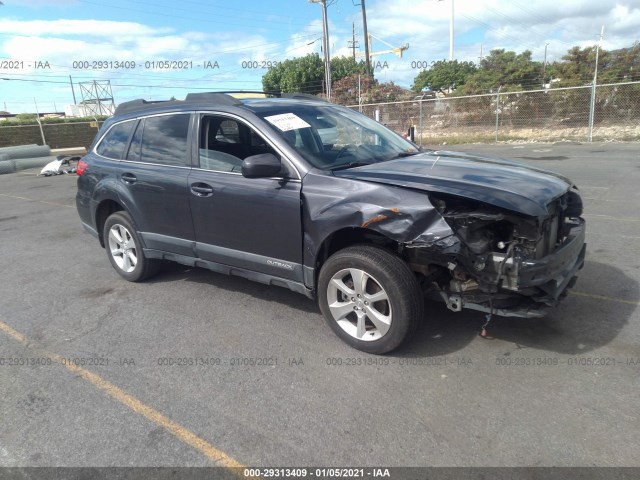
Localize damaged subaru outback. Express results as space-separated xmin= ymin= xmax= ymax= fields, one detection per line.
xmin=76 ymin=92 xmax=586 ymax=353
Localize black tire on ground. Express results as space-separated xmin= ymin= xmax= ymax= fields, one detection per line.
xmin=103 ymin=211 xmax=161 ymax=282
xmin=318 ymin=245 xmax=423 ymax=354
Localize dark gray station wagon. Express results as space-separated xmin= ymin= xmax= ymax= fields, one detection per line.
xmin=76 ymin=92 xmax=586 ymax=353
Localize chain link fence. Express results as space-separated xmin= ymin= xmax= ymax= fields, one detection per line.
xmin=349 ymin=81 xmax=640 ymax=144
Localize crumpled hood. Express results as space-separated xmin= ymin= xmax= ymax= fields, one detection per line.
xmin=333 ymin=150 xmax=574 ymax=217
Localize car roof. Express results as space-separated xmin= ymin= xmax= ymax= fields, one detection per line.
xmin=114 ymin=92 xmax=329 ymax=117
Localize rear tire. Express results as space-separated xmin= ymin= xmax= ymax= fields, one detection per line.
xmin=318 ymin=245 xmax=423 ymax=354
xmin=103 ymin=211 xmax=160 ymax=282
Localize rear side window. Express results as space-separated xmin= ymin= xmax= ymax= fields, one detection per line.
xmin=96 ymin=120 xmax=135 ymax=159
xmin=138 ymin=114 xmax=190 ymax=166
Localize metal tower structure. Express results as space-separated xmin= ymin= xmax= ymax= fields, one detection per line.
xmin=78 ymin=80 xmax=115 ymax=116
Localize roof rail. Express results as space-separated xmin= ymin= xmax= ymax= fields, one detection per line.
xmin=281 ymin=93 xmax=329 ymax=102
xmin=115 ymin=99 xmax=175 ymax=115
xmin=203 ymin=91 xmax=328 ymax=102
xmin=184 ymin=92 xmax=241 ymax=105
xmin=114 ymin=91 xmax=328 ymax=116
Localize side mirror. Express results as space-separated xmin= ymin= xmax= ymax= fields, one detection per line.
xmin=241 ymin=153 xmax=282 ymax=178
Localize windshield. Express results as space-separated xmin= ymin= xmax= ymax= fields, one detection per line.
xmin=252 ymin=103 xmax=419 ymax=170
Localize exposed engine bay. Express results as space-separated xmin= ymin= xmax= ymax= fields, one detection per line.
xmin=405 ymin=189 xmax=586 ymax=318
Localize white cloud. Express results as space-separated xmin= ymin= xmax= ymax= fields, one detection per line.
xmin=0 ymin=19 xmax=169 ymax=37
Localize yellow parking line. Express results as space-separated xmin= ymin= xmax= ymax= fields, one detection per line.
xmin=0 ymin=192 xmax=74 ymax=209
xmin=571 ymin=291 xmax=639 ymax=306
xmin=0 ymin=319 xmax=245 ymax=470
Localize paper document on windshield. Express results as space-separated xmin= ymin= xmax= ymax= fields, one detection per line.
xmin=264 ymin=113 xmax=310 ymax=132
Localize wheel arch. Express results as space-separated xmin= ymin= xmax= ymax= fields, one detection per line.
xmin=312 ymin=227 xmax=401 ymax=285
xmin=95 ymin=199 xmax=125 ymax=247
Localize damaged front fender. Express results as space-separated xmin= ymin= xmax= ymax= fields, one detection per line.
xmin=301 ymin=172 xmax=458 ymax=282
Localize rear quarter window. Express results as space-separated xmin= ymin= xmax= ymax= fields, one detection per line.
xmin=96 ymin=120 xmax=135 ymax=159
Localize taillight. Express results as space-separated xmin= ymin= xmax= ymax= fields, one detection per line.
xmin=77 ymin=160 xmax=88 ymax=176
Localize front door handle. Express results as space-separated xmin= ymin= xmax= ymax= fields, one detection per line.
xmin=191 ymin=182 xmax=214 ymax=197
xmin=121 ymin=173 xmax=137 ymax=184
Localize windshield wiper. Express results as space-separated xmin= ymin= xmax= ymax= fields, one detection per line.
xmin=330 ymin=161 xmax=373 ymax=171
xmin=390 ymin=151 xmax=420 ymax=159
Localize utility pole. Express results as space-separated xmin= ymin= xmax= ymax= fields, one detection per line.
xmin=348 ymin=22 xmax=359 ymax=60
xmin=588 ymin=25 xmax=604 ymax=142
xmin=33 ymin=98 xmax=46 ymax=145
xmin=358 ymin=74 xmax=362 ymax=112
xmin=310 ymin=0 xmax=331 ymax=99
xmin=69 ymin=75 xmax=77 ymax=104
xmin=479 ymin=43 xmax=483 ymax=65
xmin=360 ymin=0 xmax=371 ymax=77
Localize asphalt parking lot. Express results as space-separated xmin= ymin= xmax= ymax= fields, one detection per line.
xmin=0 ymin=142 xmax=638 ymax=470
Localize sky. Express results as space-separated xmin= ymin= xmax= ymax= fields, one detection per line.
xmin=0 ymin=0 xmax=639 ymax=113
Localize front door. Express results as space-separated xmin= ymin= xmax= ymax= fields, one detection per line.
xmin=187 ymin=114 xmax=303 ymax=282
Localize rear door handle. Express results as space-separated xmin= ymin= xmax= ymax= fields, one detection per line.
xmin=190 ymin=182 xmax=214 ymax=197
xmin=121 ymin=173 xmax=137 ymax=184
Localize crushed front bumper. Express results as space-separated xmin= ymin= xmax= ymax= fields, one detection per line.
xmin=518 ymin=218 xmax=586 ymax=303
xmin=432 ymin=218 xmax=586 ymax=318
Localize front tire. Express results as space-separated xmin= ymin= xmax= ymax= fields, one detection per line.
xmin=318 ymin=245 xmax=423 ymax=354
xmin=103 ymin=211 xmax=160 ymax=282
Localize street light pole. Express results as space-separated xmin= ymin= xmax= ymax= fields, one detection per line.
xmin=437 ymin=0 xmax=454 ymax=60
xmin=588 ymin=25 xmax=604 ymax=142
xmin=542 ymin=43 xmax=549 ymax=87
xmin=449 ymin=0 xmax=454 ymax=61
xmin=310 ymin=0 xmax=331 ymax=100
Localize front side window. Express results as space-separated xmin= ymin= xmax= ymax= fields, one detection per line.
xmin=137 ymin=114 xmax=190 ymax=166
xmin=198 ymin=115 xmax=293 ymax=176
xmin=96 ymin=120 xmax=135 ymax=159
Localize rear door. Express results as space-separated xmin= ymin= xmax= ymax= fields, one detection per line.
xmin=117 ymin=112 xmax=195 ymax=256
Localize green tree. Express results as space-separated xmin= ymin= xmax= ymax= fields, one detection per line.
xmin=548 ymin=43 xmax=640 ymax=122
xmin=462 ymin=49 xmax=542 ymax=93
xmin=547 ymin=44 xmax=640 ymax=86
xmin=262 ymin=53 xmax=325 ymax=94
xmin=549 ymin=46 xmax=606 ymax=86
xmin=610 ymin=42 xmax=640 ymax=81
xmin=412 ymin=60 xmax=476 ymax=92
xmin=330 ymin=56 xmax=370 ymax=83
xmin=261 ymin=54 xmax=370 ymax=95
